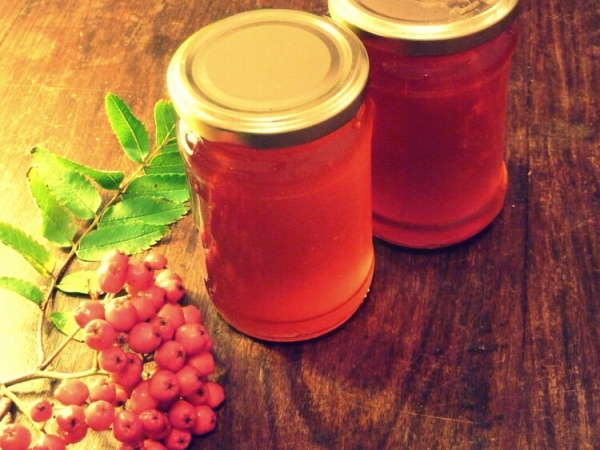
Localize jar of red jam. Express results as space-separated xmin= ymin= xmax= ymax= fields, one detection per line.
xmin=167 ymin=9 xmax=374 ymax=341
xmin=329 ymin=0 xmax=520 ymax=248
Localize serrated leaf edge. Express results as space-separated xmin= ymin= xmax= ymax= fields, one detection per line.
xmin=31 ymin=146 xmax=125 ymax=191
xmin=105 ymin=93 xmax=151 ymax=164
xmin=0 ymin=276 xmax=45 ymax=305
xmin=28 ymin=167 xmax=77 ymax=248
xmin=0 ymin=221 xmax=55 ymax=278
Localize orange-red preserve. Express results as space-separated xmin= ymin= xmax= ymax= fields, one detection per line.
xmin=167 ymin=10 xmax=374 ymax=341
xmin=330 ymin=0 xmax=520 ymax=248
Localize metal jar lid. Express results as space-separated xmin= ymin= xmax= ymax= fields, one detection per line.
xmin=328 ymin=0 xmax=520 ymax=55
xmin=167 ymin=9 xmax=369 ymax=149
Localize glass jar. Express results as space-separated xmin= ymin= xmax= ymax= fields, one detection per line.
xmin=329 ymin=0 xmax=520 ymax=248
xmin=167 ymin=9 xmax=374 ymax=341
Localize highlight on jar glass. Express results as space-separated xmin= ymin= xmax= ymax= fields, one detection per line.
xmin=167 ymin=9 xmax=374 ymax=342
xmin=329 ymin=0 xmax=521 ymax=248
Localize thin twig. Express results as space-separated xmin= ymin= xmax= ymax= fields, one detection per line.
xmin=0 ymin=392 xmax=12 ymax=422
xmin=1 ymin=386 xmax=29 ymax=424
xmin=3 ymin=367 xmax=109 ymax=388
xmin=38 ymin=326 xmax=82 ymax=371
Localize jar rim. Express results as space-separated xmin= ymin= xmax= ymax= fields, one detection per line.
xmin=167 ymin=9 xmax=369 ymax=149
xmin=328 ymin=0 xmax=520 ymax=55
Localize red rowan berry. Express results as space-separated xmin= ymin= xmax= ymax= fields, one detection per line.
xmin=57 ymin=425 xmax=88 ymax=444
xmin=155 ymin=269 xmax=181 ymax=284
xmin=157 ymin=303 xmax=185 ymax=330
xmin=139 ymin=409 xmax=170 ymax=441
xmin=128 ymin=322 xmax=162 ymax=354
xmin=105 ymin=297 xmax=139 ymax=332
xmin=54 ymin=379 xmax=89 ymax=406
xmin=138 ymin=285 xmax=167 ymax=312
xmin=144 ymin=252 xmax=168 ymax=271
xmin=175 ymin=365 xmax=205 ymax=398
xmin=187 ymin=351 xmax=216 ymax=378
xmin=143 ymin=439 xmax=168 ymax=450
xmin=55 ymin=404 xmax=87 ymax=433
xmin=130 ymin=293 xmax=157 ymax=322
xmin=113 ymin=410 xmax=143 ymax=444
xmin=182 ymin=382 xmax=209 ymax=407
xmin=168 ymin=400 xmax=197 ymax=430
xmin=163 ymin=427 xmax=192 ymax=449
xmin=30 ymin=397 xmax=53 ymax=422
xmin=151 ymin=315 xmax=175 ymax=342
xmin=125 ymin=260 xmax=154 ymax=292
xmin=159 ymin=277 xmax=185 ymax=303
xmin=84 ymin=318 xmax=117 ymax=351
xmin=148 ymin=369 xmax=180 ymax=403
xmin=88 ymin=378 xmax=117 ymax=403
xmin=154 ymin=340 xmax=186 ymax=373
xmin=31 ymin=433 xmax=67 ymax=450
xmin=97 ymin=261 xmax=128 ymax=294
xmin=129 ymin=380 xmax=159 ymax=415
xmin=205 ymin=380 xmax=225 ymax=409
xmin=99 ymin=345 xmax=127 ymax=373
xmin=190 ymin=404 xmax=217 ymax=436
xmin=110 ymin=352 xmax=143 ymax=388
xmin=114 ymin=385 xmax=129 ymax=408
xmin=181 ymin=304 xmax=202 ymax=324
xmin=101 ymin=249 xmax=130 ymax=267
xmin=175 ymin=323 xmax=210 ymax=356
xmin=74 ymin=299 xmax=105 ymax=328
xmin=85 ymin=400 xmax=115 ymax=431
xmin=0 ymin=423 xmax=32 ymax=450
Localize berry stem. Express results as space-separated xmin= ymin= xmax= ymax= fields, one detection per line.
xmin=2 ymin=367 xmax=109 ymax=388
xmin=91 ymin=350 xmax=100 ymax=371
xmin=35 ymin=275 xmax=57 ymax=367
xmin=39 ymin=325 xmax=82 ymax=371
xmin=1 ymin=385 xmax=33 ymax=426
xmin=0 ymin=393 xmax=12 ymax=422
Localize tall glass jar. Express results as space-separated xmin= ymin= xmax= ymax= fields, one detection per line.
xmin=329 ymin=0 xmax=520 ymax=248
xmin=167 ymin=9 xmax=374 ymax=341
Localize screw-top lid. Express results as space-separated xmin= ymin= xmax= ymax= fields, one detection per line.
xmin=328 ymin=0 xmax=520 ymax=55
xmin=167 ymin=9 xmax=369 ymax=149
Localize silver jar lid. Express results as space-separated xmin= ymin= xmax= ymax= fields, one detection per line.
xmin=328 ymin=0 xmax=520 ymax=55
xmin=167 ymin=9 xmax=369 ymax=149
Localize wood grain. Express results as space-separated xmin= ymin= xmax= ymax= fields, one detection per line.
xmin=0 ymin=0 xmax=599 ymax=448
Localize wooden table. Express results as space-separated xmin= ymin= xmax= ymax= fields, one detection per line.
xmin=1 ymin=0 xmax=598 ymax=448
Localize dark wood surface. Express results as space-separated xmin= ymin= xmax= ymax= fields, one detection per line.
xmin=1 ymin=0 xmax=599 ymax=448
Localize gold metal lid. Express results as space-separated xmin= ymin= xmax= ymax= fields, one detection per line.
xmin=328 ymin=0 xmax=520 ymax=55
xmin=167 ymin=9 xmax=369 ymax=149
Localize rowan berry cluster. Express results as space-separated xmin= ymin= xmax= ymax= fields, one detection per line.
xmin=0 ymin=250 xmax=224 ymax=450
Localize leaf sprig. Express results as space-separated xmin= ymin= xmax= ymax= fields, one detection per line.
xmin=0 ymin=92 xmax=189 ymax=337
xmin=0 ymin=94 xmax=229 ymax=448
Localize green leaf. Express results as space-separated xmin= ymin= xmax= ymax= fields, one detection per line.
xmin=32 ymin=155 xmax=102 ymax=220
xmin=154 ymin=100 xmax=178 ymax=153
xmin=105 ymin=93 xmax=151 ymax=164
xmin=76 ymin=223 xmax=169 ymax=261
xmin=49 ymin=312 xmax=84 ymax=341
xmin=99 ymin=197 xmax=188 ymax=228
xmin=0 ymin=221 xmax=55 ymax=277
xmin=56 ymin=270 xmax=98 ymax=295
xmin=145 ymin=152 xmax=185 ymax=175
xmin=124 ymin=173 xmax=189 ymax=203
xmin=28 ymin=168 xmax=77 ymax=248
xmin=31 ymin=147 xmax=124 ymax=190
xmin=0 ymin=277 xmax=45 ymax=305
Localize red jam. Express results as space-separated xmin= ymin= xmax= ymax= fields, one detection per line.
xmin=168 ymin=9 xmax=373 ymax=341
xmin=366 ymin=25 xmax=519 ymax=247
xmin=178 ymin=100 xmax=375 ymax=341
